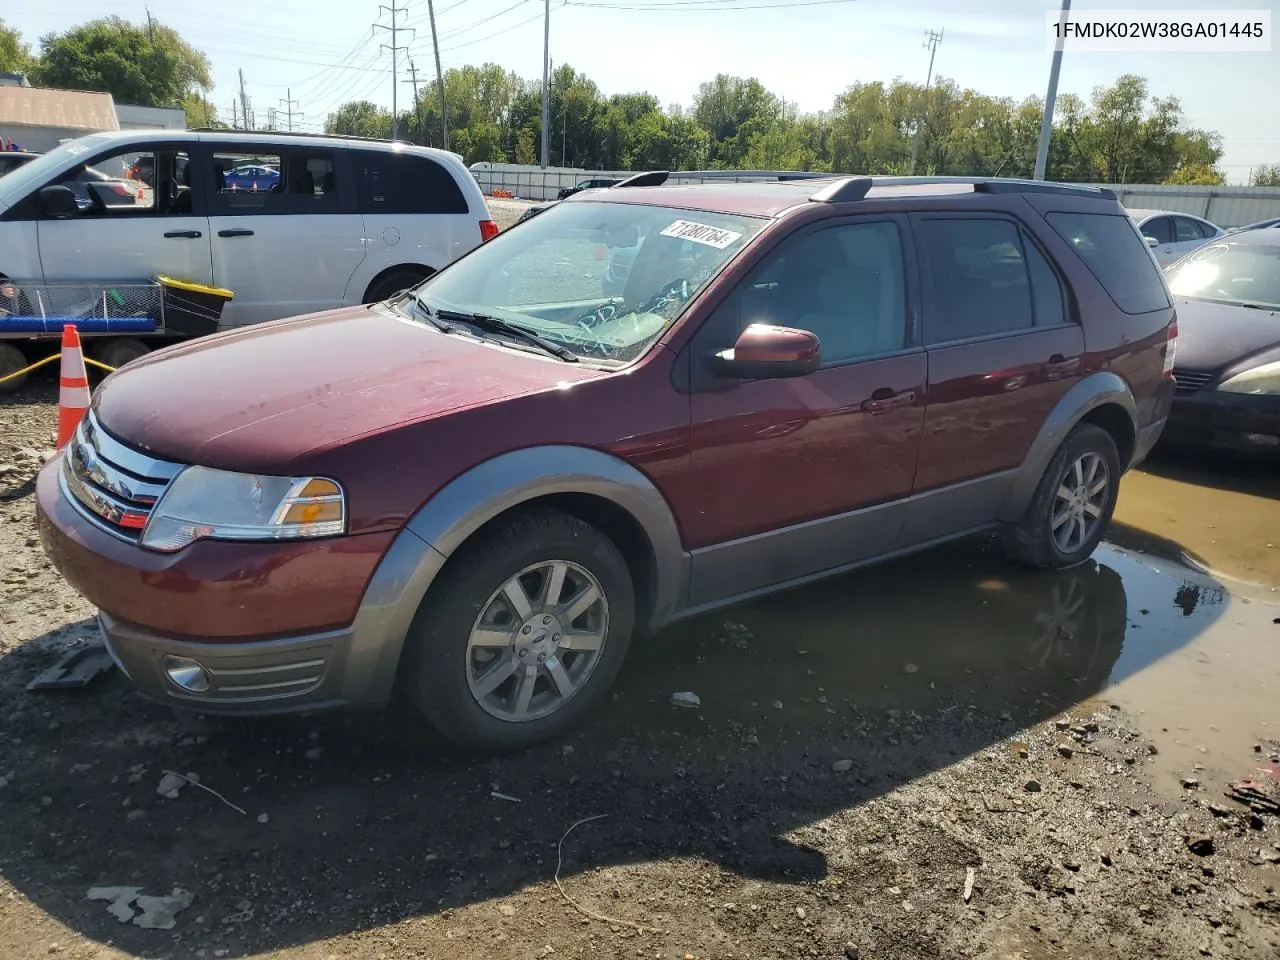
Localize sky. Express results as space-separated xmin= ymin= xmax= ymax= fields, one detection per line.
xmin=8 ymin=0 xmax=1280 ymax=183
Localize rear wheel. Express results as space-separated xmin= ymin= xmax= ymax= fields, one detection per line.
xmin=95 ymin=337 xmax=150 ymax=372
xmin=0 ymin=342 xmax=29 ymax=394
xmin=1005 ymin=423 xmax=1121 ymax=570
xmin=364 ymin=267 xmax=431 ymax=304
xmin=400 ymin=506 xmax=635 ymax=752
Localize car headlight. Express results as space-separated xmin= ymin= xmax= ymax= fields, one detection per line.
xmin=140 ymin=466 xmax=346 ymax=552
xmin=1217 ymin=360 xmax=1280 ymax=396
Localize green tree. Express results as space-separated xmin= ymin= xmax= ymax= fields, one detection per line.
xmin=514 ymin=127 xmax=536 ymax=164
xmin=181 ymin=93 xmax=224 ymax=128
xmin=1164 ymin=163 xmax=1224 ymax=185
xmin=0 ymin=17 xmax=36 ymax=75
xmin=1251 ymin=164 xmax=1280 ymax=186
xmin=33 ymin=16 xmax=210 ymax=107
xmin=325 ymin=100 xmax=391 ymax=138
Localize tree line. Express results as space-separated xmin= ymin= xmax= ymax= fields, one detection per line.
xmin=4 ymin=15 xmax=1279 ymax=186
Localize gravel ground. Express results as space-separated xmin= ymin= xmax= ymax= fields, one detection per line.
xmin=0 ymin=201 xmax=1277 ymax=958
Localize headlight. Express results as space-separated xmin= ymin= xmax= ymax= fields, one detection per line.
xmin=141 ymin=466 xmax=346 ymax=552
xmin=1217 ymin=360 xmax=1280 ymax=396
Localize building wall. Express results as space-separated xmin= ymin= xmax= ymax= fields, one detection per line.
xmin=115 ymin=103 xmax=187 ymax=131
xmin=0 ymin=86 xmax=118 ymax=153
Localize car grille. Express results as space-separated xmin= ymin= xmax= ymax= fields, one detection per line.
xmin=60 ymin=410 xmax=184 ymax=543
xmin=1173 ymin=369 xmax=1215 ymax=395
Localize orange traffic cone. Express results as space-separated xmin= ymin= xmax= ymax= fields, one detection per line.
xmin=56 ymin=324 xmax=91 ymax=450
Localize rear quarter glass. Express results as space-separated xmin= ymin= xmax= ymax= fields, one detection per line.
xmin=1043 ymin=211 xmax=1171 ymax=315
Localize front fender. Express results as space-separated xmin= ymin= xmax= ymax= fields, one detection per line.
xmin=999 ymin=372 xmax=1137 ymax=523
xmin=340 ymin=445 xmax=689 ymax=706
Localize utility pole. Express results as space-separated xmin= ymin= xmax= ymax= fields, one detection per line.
xmin=373 ymin=0 xmax=414 ymax=141
xmin=541 ymin=0 xmax=551 ymax=167
xmin=908 ymin=29 xmax=943 ymax=176
xmin=403 ymin=61 xmax=421 ymax=143
xmin=426 ymin=0 xmax=449 ymax=151
xmin=145 ymin=7 xmax=155 ymax=41
xmin=230 ymin=98 xmax=238 ymax=129
xmin=279 ymin=88 xmax=301 ymax=132
xmin=238 ymin=68 xmax=252 ymax=131
xmin=1034 ymin=0 xmax=1071 ymax=181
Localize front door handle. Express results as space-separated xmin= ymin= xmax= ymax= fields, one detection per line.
xmin=218 ymin=228 xmax=255 ymax=238
xmin=861 ymin=388 xmax=916 ymax=415
xmin=164 ymin=230 xmax=202 ymax=239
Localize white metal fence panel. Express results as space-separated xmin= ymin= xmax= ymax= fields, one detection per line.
xmin=468 ymin=163 xmax=1280 ymax=227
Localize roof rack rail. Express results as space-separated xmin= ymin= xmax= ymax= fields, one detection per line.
xmin=809 ymin=176 xmax=874 ymax=204
xmin=187 ymin=127 xmax=414 ymax=145
xmin=858 ymin=175 xmax=1116 ymax=200
xmin=612 ymin=170 xmax=669 ymax=188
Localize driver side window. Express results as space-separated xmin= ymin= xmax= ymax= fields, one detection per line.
xmin=47 ymin=149 xmax=192 ymax=218
xmin=716 ymin=221 xmax=909 ymax=366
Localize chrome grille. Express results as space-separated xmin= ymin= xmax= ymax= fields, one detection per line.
xmin=1173 ymin=369 xmax=1215 ymax=394
xmin=60 ymin=410 xmax=184 ymax=542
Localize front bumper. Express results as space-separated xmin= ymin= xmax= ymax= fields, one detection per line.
xmin=1162 ymin=389 xmax=1280 ymax=456
xmin=98 ymin=611 xmax=358 ymax=715
xmin=37 ymin=453 xmax=448 ymax=716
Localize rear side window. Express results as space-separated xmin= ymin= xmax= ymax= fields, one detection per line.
xmin=209 ymin=148 xmax=340 ymax=215
xmin=916 ymin=218 xmax=1036 ymax=343
xmin=1045 ymin=212 xmax=1171 ymax=315
xmin=358 ymin=151 xmax=469 ymax=215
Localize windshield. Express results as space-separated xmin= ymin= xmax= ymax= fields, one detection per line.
xmin=404 ymin=200 xmax=767 ymax=364
xmin=1166 ymin=240 xmax=1280 ymax=310
xmin=0 ymin=134 xmax=115 ymax=204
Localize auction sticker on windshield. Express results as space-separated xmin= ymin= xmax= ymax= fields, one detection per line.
xmin=660 ymin=219 xmax=743 ymax=249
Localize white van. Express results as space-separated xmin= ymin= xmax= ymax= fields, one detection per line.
xmin=0 ymin=129 xmax=497 ymax=376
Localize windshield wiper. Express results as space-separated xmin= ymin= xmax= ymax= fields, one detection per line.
xmin=435 ymin=308 xmax=580 ymax=362
xmin=399 ymin=293 xmax=457 ymax=334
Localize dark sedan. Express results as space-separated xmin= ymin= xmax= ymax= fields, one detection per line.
xmin=1162 ymin=228 xmax=1280 ymax=456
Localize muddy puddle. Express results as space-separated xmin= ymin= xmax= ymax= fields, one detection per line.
xmin=647 ymin=533 xmax=1280 ymax=805
xmin=1115 ymin=448 xmax=1280 ymax=590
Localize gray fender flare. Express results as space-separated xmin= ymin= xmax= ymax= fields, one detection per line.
xmin=340 ymin=445 xmax=688 ymax=706
xmin=998 ymin=372 xmax=1137 ymax=524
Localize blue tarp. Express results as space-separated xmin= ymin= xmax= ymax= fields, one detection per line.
xmin=0 ymin=316 xmax=157 ymax=334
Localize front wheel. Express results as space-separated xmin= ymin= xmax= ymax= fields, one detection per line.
xmin=400 ymin=507 xmax=636 ymax=752
xmin=1004 ymin=423 xmax=1122 ymax=570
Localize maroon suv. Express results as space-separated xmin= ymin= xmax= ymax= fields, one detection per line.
xmin=36 ymin=174 xmax=1176 ymax=751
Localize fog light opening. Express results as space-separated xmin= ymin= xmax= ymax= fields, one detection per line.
xmin=164 ymin=656 xmax=211 ymax=693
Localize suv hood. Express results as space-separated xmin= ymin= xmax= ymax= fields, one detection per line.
xmin=93 ymin=305 xmax=607 ymax=471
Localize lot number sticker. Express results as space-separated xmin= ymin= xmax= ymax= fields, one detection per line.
xmin=660 ymin=219 xmax=743 ymax=249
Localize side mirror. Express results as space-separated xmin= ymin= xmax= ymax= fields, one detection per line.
xmin=38 ymin=185 xmax=79 ymax=219
xmin=1145 ymin=236 xmax=1159 ymax=248
xmin=711 ymin=323 xmax=821 ymax=380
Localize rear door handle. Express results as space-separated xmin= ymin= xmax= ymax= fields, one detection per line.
xmin=861 ymin=388 xmax=916 ymax=415
xmin=164 ymin=230 xmax=202 ymax=239
xmin=1042 ymin=354 xmax=1081 ymax=378
xmin=217 ymin=228 xmax=254 ymax=238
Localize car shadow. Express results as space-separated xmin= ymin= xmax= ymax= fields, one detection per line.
xmin=0 ymin=536 xmax=1228 ymax=956
xmin=1139 ymin=445 xmax=1279 ymax=500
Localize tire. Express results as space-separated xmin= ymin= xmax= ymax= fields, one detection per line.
xmin=364 ymin=267 xmax=431 ymax=304
xmin=0 ymin=342 xmax=29 ymax=395
xmin=400 ymin=506 xmax=636 ymax=753
xmin=96 ymin=338 xmax=150 ymax=372
xmin=1004 ymin=423 xmax=1122 ymax=570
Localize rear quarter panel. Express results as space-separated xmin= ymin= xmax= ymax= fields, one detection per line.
xmin=1022 ymin=193 xmax=1175 ymax=432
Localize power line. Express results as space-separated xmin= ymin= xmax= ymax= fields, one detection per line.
xmin=438 ymin=9 xmax=548 ymax=53
xmin=373 ymin=0 xmax=415 ymax=140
